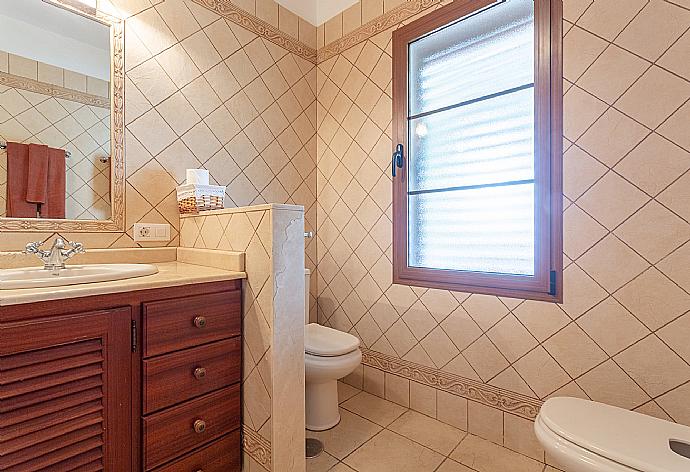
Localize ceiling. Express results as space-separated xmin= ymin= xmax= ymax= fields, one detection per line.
xmin=274 ymin=0 xmax=359 ymax=26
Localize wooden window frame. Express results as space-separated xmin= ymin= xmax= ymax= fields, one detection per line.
xmin=392 ymin=0 xmax=563 ymax=302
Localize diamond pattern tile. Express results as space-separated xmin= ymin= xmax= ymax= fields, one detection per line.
xmin=314 ymin=1 xmax=690 ymax=419
xmin=4 ymin=0 xmax=690 ymax=433
xmin=0 ymin=84 xmax=112 ymax=220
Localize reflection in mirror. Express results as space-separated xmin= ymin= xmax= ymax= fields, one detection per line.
xmin=0 ymin=0 xmax=111 ymax=220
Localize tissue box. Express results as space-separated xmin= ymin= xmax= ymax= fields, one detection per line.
xmin=176 ymin=184 xmax=226 ymax=214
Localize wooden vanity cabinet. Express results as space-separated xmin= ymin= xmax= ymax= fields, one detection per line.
xmin=0 ymin=279 xmax=243 ymax=472
xmin=0 ymin=307 xmax=132 ymax=471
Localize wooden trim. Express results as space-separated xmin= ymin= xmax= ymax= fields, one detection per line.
xmin=391 ymin=0 xmax=563 ymax=302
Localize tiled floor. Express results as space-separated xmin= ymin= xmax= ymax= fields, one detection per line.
xmin=307 ymin=384 xmax=560 ymax=472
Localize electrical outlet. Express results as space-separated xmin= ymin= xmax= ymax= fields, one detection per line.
xmin=134 ymin=223 xmax=171 ymax=242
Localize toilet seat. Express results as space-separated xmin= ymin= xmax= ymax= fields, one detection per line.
xmin=537 ymin=397 xmax=690 ymax=472
xmin=535 ymin=414 xmax=637 ymax=472
xmin=305 ymin=323 xmax=360 ymax=357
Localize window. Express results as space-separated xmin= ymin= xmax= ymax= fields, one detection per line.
xmin=392 ymin=0 xmax=563 ymax=302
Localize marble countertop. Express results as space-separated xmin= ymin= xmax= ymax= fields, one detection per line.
xmin=0 ymin=261 xmax=245 ymax=306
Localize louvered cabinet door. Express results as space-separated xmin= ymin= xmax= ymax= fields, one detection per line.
xmin=0 ymin=307 xmax=132 ymax=472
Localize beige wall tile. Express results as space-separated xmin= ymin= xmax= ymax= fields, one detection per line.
xmin=0 ymin=50 xmax=8 ymax=72
xmin=255 ymin=0 xmax=278 ymax=27
xmin=615 ymin=0 xmax=690 ymax=61
xmin=563 ymin=25 xmax=608 ymax=81
xmin=37 ymin=62 xmax=64 ymax=87
xmin=615 ymin=335 xmax=690 ymax=397
xmin=299 ymin=19 xmax=317 ymax=48
xmin=384 ymin=0 xmax=404 ymax=13
xmin=615 ymin=66 xmax=690 ymax=129
xmin=467 ymin=402 xmax=503 ymax=445
xmin=342 ymin=3 xmax=362 ymax=35
xmin=362 ymin=0 xmax=384 ymax=24
xmin=325 ymin=14 xmax=343 ymax=45
xmin=410 ymin=381 xmax=436 ymax=417
xmin=384 ymin=372 xmax=410 ymax=407
xmin=363 ymin=365 xmax=385 ymax=397
xmin=436 ymin=391 xmax=468 ymax=431
xmin=64 ymin=70 xmax=88 ymax=92
xmin=8 ymin=54 xmax=38 ymax=80
xmin=278 ymin=6 xmax=299 ymax=38
xmin=503 ymin=414 xmax=544 ymax=461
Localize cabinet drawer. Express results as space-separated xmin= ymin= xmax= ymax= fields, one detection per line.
xmin=143 ymin=338 xmax=241 ymax=414
xmin=144 ymin=291 xmax=241 ymax=357
xmin=143 ymin=385 xmax=240 ymax=470
xmin=152 ymin=432 xmax=240 ymax=472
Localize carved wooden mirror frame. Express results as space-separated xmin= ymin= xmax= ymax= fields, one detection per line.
xmin=0 ymin=0 xmax=124 ymax=232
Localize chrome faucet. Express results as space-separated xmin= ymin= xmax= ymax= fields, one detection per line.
xmin=24 ymin=238 xmax=86 ymax=271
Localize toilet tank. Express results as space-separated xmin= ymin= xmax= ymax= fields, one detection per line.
xmin=305 ymin=269 xmax=311 ymax=325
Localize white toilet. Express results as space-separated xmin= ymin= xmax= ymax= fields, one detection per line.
xmin=303 ymin=269 xmax=362 ymax=431
xmin=535 ymin=397 xmax=690 ymax=472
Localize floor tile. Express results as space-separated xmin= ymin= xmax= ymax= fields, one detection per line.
xmin=450 ymin=434 xmax=543 ymax=472
xmin=310 ymin=409 xmax=382 ymax=460
xmin=330 ymin=463 xmax=357 ymax=471
xmin=436 ymin=458 xmax=477 ymax=472
xmin=343 ymin=430 xmax=446 ymax=472
xmin=307 ymin=451 xmax=339 ymax=472
xmin=341 ymin=391 xmax=407 ymax=426
xmin=338 ymin=381 xmax=362 ymax=403
xmin=388 ymin=410 xmax=466 ymax=455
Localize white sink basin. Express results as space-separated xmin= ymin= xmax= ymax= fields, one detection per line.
xmin=0 ymin=264 xmax=159 ymax=289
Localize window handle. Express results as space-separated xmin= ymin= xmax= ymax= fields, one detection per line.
xmin=392 ymin=144 xmax=404 ymax=177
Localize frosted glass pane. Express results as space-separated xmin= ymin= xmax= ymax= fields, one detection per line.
xmin=409 ymin=184 xmax=535 ymax=275
xmin=409 ymin=0 xmax=534 ymax=116
xmin=408 ymin=87 xmax=534 ymax=192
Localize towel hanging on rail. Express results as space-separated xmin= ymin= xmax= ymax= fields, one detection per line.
xmin=0 ymin=141 xmax=72 ymax=158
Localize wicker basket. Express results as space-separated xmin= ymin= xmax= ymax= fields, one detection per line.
xmin=176 ymin=184 xmax=226 ymax=214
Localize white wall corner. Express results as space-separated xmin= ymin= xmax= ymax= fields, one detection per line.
xmin=274 ymin=0 xmax=359 ymax=26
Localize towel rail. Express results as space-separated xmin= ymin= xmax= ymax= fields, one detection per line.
xmin=0 ymin=142 xmax=72 ymax=158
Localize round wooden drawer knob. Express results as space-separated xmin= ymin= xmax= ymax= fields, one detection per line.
xmin=193 ymin=419 xmax=206 ymax=434
xmin=194 ymin=367 xmax=207 ymax=380
xmin=193 ymin=316 xmax=207 ymax=328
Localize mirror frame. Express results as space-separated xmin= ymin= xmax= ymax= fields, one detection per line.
xmin=0 ymin=1 xmax=124 ymax=232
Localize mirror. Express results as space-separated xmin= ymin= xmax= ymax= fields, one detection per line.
xmin=0 ymin=0 xmax=124 ymax=231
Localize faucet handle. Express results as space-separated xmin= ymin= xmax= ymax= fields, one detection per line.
xmin=69 ymin=240 xmax=85 ymax=253
xmin=62 ymin=239 xmax=86 ymax=259
xmin=24 ymin=241 xmax=44 ymax=255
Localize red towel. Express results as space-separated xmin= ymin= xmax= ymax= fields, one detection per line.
xmin=26 ymin=143 xmax=49 ymax=204
xmin=6 ymin=142 xmax=38 ymax=218
xmin=41 ymin=148 xmax=66 ymax=219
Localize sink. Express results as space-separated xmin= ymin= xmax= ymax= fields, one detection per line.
xmin=0 ymin=264 xmax=159 ymax=289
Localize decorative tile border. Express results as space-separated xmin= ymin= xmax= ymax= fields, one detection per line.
xmin=362 ymin=348 xmax=544 ymax=420
xmin=0 ymin=72 xmax=109 ymax=109
xmin=317 ymin=0 xmax=443 ymax=63
xmin=191 ymin=0 xmax=317 ymax=63
xmin=242 ymin=425 xmax=272 ymax=468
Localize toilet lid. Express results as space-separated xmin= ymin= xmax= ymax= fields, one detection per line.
xmin=305 ymin=323 xmax=360 ymax=357
xmin=539 ymin=397 xmax=690 ymax=472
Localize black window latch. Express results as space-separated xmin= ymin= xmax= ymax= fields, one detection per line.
xmin=392 ymin=144 xmax=404 ymax=177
